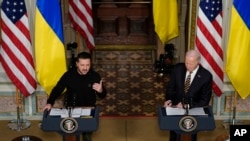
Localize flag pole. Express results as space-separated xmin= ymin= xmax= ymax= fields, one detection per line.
xmin=232 ymin=91 xmax=238 ymax=125
xmin=8 ymin=87 xmax=31 ymax=131
xmin=15 ymin=88 xmax=21 ymax=130
xmin=230 ymin=91 xmax=243 ymax=125
xmin=77 ymin=32 xmax=81 ymax=54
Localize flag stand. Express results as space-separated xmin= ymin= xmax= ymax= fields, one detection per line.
xmin=8 ymin=88 xmax=31 ymax=131
xmin=222 ymin=91 xmax=243 ymax=129
xmin=222 ymin=91 xmax=244 ymax=137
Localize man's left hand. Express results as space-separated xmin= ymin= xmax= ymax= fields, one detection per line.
xmin=92 ymin=80 xmax=103 ymax=93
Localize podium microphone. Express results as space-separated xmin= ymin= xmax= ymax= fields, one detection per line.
xmin=183 ymin=103 xmax=190 ymax=115
xmin=72 ymin=93 xmax=76 ymax=108
xmin=64 ymin=93 xmax=76 ymax=117
xmin=183 ymin=97 xmax=192 ymax=115
xmin=69 ymin=94 xmax=77 ymax=117
xmin=64 ymin=93 xmax=68 ymax=109
xmin=63 ymin=93 xmax=70 ymax=117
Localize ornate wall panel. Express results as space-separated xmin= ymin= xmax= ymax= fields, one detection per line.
xmin=0 ymin=96 xmax=22 ymax=113
xmin=36 ymin=95 xmax=47 ymax=113
xmin=224 ymin=96 xmax=250 ymax=113
xmin=36 ymin=94 xmax=64 ymax=113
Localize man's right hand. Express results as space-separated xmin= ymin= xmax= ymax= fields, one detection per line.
xmin=176 ymin=102 xmax=183 ymax=108
xmin=43 ymin=104 xmax=52 ymax=111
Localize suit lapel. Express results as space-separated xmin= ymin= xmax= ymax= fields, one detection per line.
xmin=189 ymin=67 xmax=202 ymax=94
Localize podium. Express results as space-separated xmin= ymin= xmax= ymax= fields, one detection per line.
xmin=158 ymin=106 xmax=215 ymax=141
xmin=41 ymin=107 xmax=99 ymax=141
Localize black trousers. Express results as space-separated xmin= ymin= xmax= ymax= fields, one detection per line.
xmin=169 ymin=131 xmax=197 ymax=141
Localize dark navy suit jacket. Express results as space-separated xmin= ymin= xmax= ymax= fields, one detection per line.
xmin=165 ymin=63 xmax=212 ymax=108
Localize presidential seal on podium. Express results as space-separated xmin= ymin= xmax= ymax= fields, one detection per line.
xmin=179 ymin=116 xmax=197 ymax=132
xmin=60 ymin=118 xmax=78 ymax=133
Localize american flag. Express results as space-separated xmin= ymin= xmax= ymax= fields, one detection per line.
xmin=0 ymin=0 xmax=37 ymax=96
xmin=195 ymin=0 xmax=223 ymax=96
xmin=68 ymin=0 xmax=95 ymax=50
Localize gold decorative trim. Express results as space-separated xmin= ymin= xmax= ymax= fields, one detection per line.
xmin=187 ymin=0 xmax=198 ymax=49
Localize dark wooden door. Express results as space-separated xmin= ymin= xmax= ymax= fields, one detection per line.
xmin=92 ymin=0 xmax=155 ymax=46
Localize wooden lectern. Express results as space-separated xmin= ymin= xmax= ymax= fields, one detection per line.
xmin=158 ymin=106 xmax=215 ymax=141
xmin=41 ymin=107 xmax=99 ymax=141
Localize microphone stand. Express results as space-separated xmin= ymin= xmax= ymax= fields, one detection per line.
xmin=183 ymin=96 xmax=191 ymax=115
xmin=184 ymin=104 xmax=190 ymax=115
xmin=65 ymin=93 xmax=76 ymax=118
xmin=68 ymin=107 xmax=72 ymax=118
xmin=70 ymin=94 xmax=76 ymax=117
xmin=64 ymin=93 xmax=71 ymax=117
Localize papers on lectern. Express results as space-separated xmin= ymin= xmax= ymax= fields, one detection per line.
xmin=49 ymin=107 xmax=91 ymax=118
xmin=166 ymin=107 xmax=207 ymax=116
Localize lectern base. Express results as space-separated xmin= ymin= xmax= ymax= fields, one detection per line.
xmin=170 ymin=131 xmax=197 ymax=141
xmin=175 ymin=133 xmax=196 ymax=141
xmin=178 ymin=134 xmax=196 ymax=141
xmin=62 ymin=133 xmax=92 ymax=141
xmin=63 ymin=135 xmax=80 ymax=141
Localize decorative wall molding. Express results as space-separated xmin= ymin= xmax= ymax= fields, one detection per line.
xmin=0 ymin=96 xmax=24 ymax=113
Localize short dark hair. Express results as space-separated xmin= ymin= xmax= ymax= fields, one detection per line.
xmin=76 ymin=52 xmax=91 ymax=61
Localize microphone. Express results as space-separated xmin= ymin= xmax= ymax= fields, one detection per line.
xmin=182 ymin=96 xmax=192 ymax=115
xmin=64 ymin=93 xmax=77 ymax=107
xmin=63 ymin=93 xmax=71 ymax=117
xmin=64 ymin=93 xmax=68 ymax=109
xmin=66 ymin=93 xmax=77 ymax=117
xmin=63 ymin=93 xmax=76 ymax=117
xmin=69 ymin=94 xmax=77 ymax=117
xmin=72 ymin=93 xmax=76 ymax=108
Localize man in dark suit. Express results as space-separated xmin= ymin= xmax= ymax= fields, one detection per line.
xmin=164 ymin=49 xmax=212 ymax=141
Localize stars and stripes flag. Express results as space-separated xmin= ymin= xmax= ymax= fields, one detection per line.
xmin=0 ymin=0 xmax=37 ymax=96
xmin=195 ymin=0 xmax=223 ymax=96
xmin=68 ymin=0 xmax=95 ymax=50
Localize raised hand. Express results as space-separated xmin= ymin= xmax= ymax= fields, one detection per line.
xmin=92 ymin=80 xmax=103 ymax=93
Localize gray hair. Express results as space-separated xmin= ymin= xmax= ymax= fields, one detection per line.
xmin=185 ymin=49 xmax=201 ymax=61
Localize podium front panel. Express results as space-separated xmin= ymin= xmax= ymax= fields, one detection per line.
xmin=157 ymin=106 xmax=216 ymax=134
xmin=41 ymin=107 xmax=99 ymax=133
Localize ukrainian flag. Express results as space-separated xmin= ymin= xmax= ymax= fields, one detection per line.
xmin=226 ymin=0 xmax=250 ymax=99
xmin=153 ymin=0 xmax=179 ymax=44
xmin=35 ymin=0 xmax=67 ymax=95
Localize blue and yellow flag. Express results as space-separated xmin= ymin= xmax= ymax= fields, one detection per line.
xmin=226 ymin=0 xmax=250 ymax=99
xmin=35 ymin=0 xmax=67 ymax=95
xmin=153 ymin=0 xmax=179 ymax=44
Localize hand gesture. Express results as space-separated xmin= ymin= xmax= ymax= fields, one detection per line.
xmin=92 ymin=80 xmax=103 ymax=93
